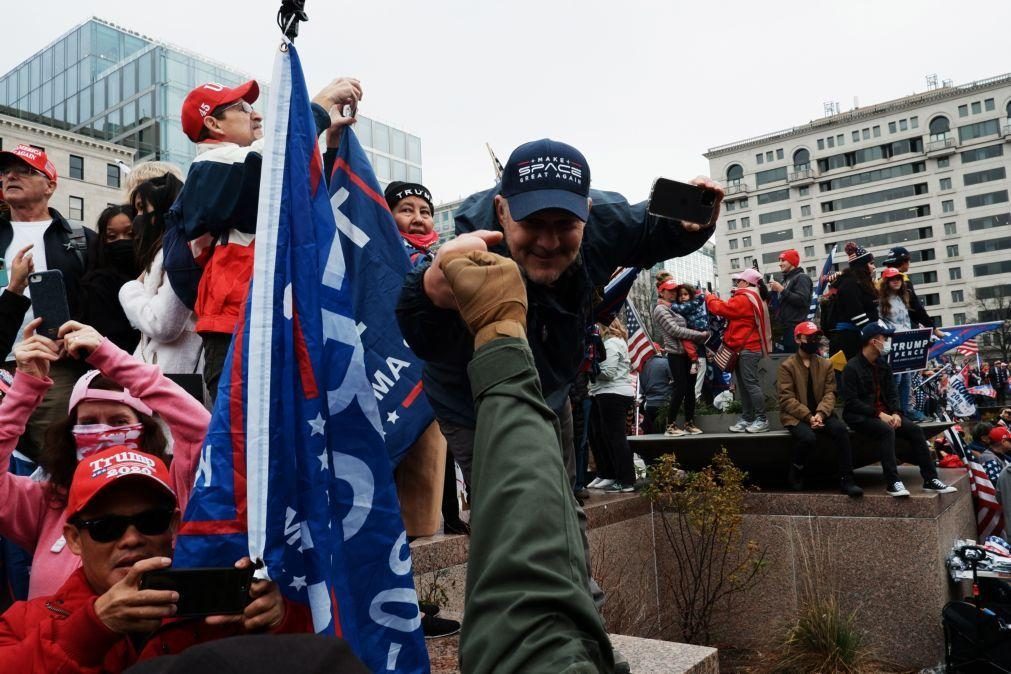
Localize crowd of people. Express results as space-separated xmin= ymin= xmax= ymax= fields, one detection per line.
xmin=0 ymin=55 xmax=743 ymax=668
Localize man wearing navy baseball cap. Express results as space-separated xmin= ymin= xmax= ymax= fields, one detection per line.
xmin=398 ymin=137 xmax=719 ymax=665
xmin=840 ymin=321 xmax=956 ymax=497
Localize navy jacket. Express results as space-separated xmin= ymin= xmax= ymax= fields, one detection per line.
xmin=396 ymin=186 xmax=713 ymax=427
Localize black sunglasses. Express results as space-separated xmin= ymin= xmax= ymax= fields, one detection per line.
xmin=71 ymin=508 xmax=174 ymax=543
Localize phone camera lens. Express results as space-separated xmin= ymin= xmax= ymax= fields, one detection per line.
xmin=701 ymin=192 xmax=716 ymax=207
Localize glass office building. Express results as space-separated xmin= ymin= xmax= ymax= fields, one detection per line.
xmin=0 ymin=17 xmax=421 ymax=183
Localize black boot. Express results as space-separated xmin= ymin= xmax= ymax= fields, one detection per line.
xmin=840 ymin=475 xmax=864 ymax=498
xmin=788 ymin=463 xmax=804 ymax=491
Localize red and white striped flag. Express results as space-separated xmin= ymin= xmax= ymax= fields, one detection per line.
xmin=957 ymin=339 xmax=979 ymax=356
xmin=624 ymin=302 xmax=656 ymax=373
xmin=968 ymin=457 xmax=1006 ymax=539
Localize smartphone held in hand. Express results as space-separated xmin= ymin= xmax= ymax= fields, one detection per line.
xmin=27 ymin=270 xmax=70 ymax=339
xmin=140 ymin=566 xmax=254 ymax=617
xmin=647 ymin=178 xmax=719 ymax=225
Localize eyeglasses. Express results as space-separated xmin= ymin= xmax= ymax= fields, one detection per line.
xmin=72 ymin=508 xmax=174 ymax=543
xmin=0 ymin=165 xmax=44 ymax=178
xmin=216 ymin=100 xmax=254 ymax=116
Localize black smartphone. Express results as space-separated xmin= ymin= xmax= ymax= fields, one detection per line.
xmin=27 ymin=270 xmax=70 ymax=339
xmin=140 ymin=566 xmax=254 ymax=617
xmin=647 ymin=178 xmax=718 ymax=225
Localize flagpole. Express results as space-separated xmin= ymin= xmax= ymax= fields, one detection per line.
xmin=914 ymin=363 xmax=950 ymax=390
xmin=808 ymin=245 xmax=836 ymax=321
xmin=485 ymin=143 xmax=504 ymax=181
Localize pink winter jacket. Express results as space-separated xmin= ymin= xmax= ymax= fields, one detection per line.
xmin=0 ymin=339 xmax=210 ymax=599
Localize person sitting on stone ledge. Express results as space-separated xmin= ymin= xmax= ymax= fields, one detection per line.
xmin=841 ymin=322 xmax=957 ymax=498
xmin=982 ymin=425 xmax=1011 ymax=485
xmin=438 ymin=248 xmax=614 ymax=673
xmin=967 ymin=422 xmax=995 ymax=461
xmin=776 ymin=322 xmax=863 ymax=497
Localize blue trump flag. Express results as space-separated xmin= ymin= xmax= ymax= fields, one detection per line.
xmin=928 ymin=321 xmax=1002 ymax=359
xmin=174 ymin=41 xmax=428 ymax=673
xmin=327 ymin=129 xmax=434 ymax=466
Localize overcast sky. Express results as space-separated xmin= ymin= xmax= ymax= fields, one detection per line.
xmin=4 ymin=0 xmax=1011 ymax=203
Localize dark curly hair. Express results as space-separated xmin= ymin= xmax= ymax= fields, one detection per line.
xmin=40 ymin=375 xmax=168 ymax=508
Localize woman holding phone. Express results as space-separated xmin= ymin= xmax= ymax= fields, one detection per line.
xmin=0 ymin=318 xmax=209 ymax=598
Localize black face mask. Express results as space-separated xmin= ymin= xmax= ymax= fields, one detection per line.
xmin=106 ymin=239 xmax=138 ymax=275
xmin=800 ymin=341 xmax=822 ymax=355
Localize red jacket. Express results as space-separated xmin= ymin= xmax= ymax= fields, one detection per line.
xmin=706 ymin=290 xmax=768 ymax=353
xmin=0 ymin=568 xmax=312 ymax=674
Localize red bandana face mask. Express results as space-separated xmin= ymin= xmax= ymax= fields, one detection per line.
xmin=72 ymin=423 xmax=144 ymax=460
xmin=400 ymin=229 xmax=439 ymax=252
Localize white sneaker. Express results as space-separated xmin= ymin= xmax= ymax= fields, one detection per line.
xmin=665 ymin=424 xmax=687 ymax=437
xmin=728 ymin=419 xmax=749 ymax=433
xmin=746 ymin=418 xmax=770 ymax=433
xmin=592 ymin=479 xmax=615 ymax=490
xmin=923 ymin=478 xmax=958 ymax=494
xmin=887 ymin=481 xmax=911 ymax=497
xmin=586 ymin=477 xmax=603 ymax=489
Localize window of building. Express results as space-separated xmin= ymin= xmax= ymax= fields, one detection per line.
xmin=911 ymin=116 xmax=919 ymax=129
xmin=804 ymin=245 xmax=815 ymax=257
xmin=910 ymin=247 xmax=936 ymax=262
xmin=730 ymin=258 xmax=740 ymax=270
xmin=969 ymin=213 xmax=1011 ymax=231
xmin=69 ymin=155 xmax=83 ymax=180
xmin=801 ymin=205 xmax=811 ymax=217
xmin=899 ymin=119 xmax=908 ymax=131
xmin=755 ymin=167 xmax=788 ymax=186
xmin=947 ymin=244 xmax=959 ymax=257
xmin=929 ymin=115 xmax=951 ymax=138
xmin=68 ymin=196 xmax=83 ymax=221
xmin=852 ymin=131 xmax=860 ymax=142
xmin=958 ymin=118 xmax=1001 ymax=142
xmin=950 ymin=267 xmax=962 ymax=280
xmin=818 ymin=160 xmax=926 ymax=192
xmin=985 ymin=98 xmax=996 ymax=112
xmin=766 ymin=151 xmax=774 ymax=162
xmin=740 ymin=198 xmax=749 ymax=209
xmin=966 ymin=190 xmax=1010 ymax=209
xmin=742 ymin=236 xmax=752 ymax=248
xmin=755 ymin=153 xmax=764 ymax=165
xmin=908 ymin=271 xmax=938 ymax=285
xmin=862 ymin=128 xmax=871 ymax=140
xmin=888 ymin=121 xmax=897 ymax=134
xmin=964 ymin=167 xmax=1007 ymax=186
xmin=921 ymin=293 xmax=940 ymax=307
xmin=972 ymin=101 xmax=982 ymax=115
xmin=954 ymin=313 xmax=967 ymax=325
xmin=826 ymin=136 xmax=835 ymax=148
xmin=728 ymin=238 xmax=738 ymax=250
xmin=961 ymin=144 xmax=1003 ymax=163
xmin=873 ymin=125 xmax=881 ymax=137
xmin=792 ymin=148 xmax=810 ymax=170
xmin=726 ymin=164 xmax=744 ymax=183
xmin=942 ymin=199 xmax=954 ymax=213
xmin=726 ymin=200 xmax=736 ymax=212
xmin=821 ymin=182 xmax=930 ymax=213
xmin=799 ymin=185 xmax=810 ymax=197
xmin=761 ymin=228 xmax=793 ymax=245
xmin=106 ymin=163 xmax=120 ymax=188
xmin=806 ymin=266 xmax=816 ymax=277
xmin=938 ymin=157 xmax=950 ymax=168
xmin=823 ymin=205 xmax=931 ymax=233
xmin=836 ymin=134 xmax=844 ymax=145
xmin=944 ymin=222 xmax=957 ymax=235
xmin=776 ymin=148 xmax=784 ymax=160
xmin=940 ymin=177 xmax=952 ymax=191
xmin=741 ymin=217 xmax=750 ymax=228
xmin=958 ymin=104 xmax=968 ymax=117
xmin=952 ymin=290 xmax=965 ymax=303
xmin=744 ymin=256 xmax=753 ymax=267
xmin=727 ymin=219 xmax=737 ymax=231
xmin=758 ymin=209 xmax=792 ymax=225
xmin=971 ymin=236 xmax=1011 ymax=254
xmin=757 ymin=188 xmax=790 ymax=205
xmin=802 ymin=224 xmax=813 ymax=237
xmin=817 ymin=139 xmax=824 ymax=150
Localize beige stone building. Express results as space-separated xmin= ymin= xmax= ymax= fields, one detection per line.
xmin=1 ymin=112 xmax=133 ymax=228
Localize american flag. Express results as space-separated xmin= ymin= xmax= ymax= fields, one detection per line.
xmin=942 ymin=413 xmax=1006 ymax=539
xmin=625 ymin=301 xmax=656 ymax=373
xmin=957 ymin=339 xmax=979 ymax=356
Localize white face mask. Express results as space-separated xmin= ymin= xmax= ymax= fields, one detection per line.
xmin=879 ymin=338 xmax=892 ymax=356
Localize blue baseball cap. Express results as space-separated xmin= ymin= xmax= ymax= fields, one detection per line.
xmin=860 ymin=321 xmax=895 ymax=343
xmin=500 ymin=139 xmax=591 ymax=221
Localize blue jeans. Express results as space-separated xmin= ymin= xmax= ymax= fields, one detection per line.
xmin=895 ymin=372 xmax=912 ymax=415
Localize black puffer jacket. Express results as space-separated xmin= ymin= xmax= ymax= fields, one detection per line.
xmin=830 ymin=272 xmax=879 ymax=331
xmin=397 ymin=186 xmax=714 ymax=427
xmin=776 ymin=267 xmax=813 ymax=327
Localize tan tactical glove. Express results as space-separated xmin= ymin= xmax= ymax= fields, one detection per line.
xmin=439 ymin=250 xmax=528 ymax=349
